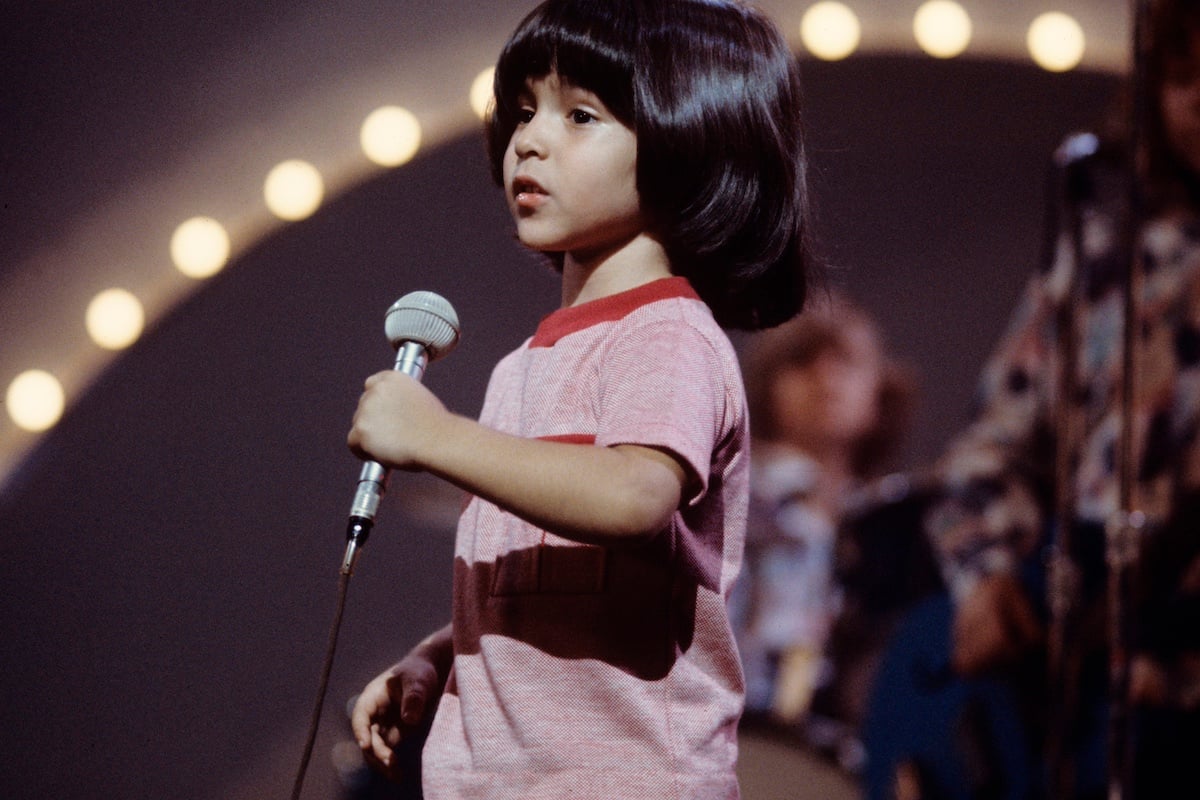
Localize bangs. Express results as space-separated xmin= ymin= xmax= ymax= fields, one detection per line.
xmin=496 ymin=2 xmax=636 ymax=122
xmin=486 ymin=0 xmax=638 ymax=183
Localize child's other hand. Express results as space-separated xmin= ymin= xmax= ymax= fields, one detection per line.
xmin=348 ymin=371 xmax=448 ymax=470
xmin=350 ymin=651 xmax=442 ymax=782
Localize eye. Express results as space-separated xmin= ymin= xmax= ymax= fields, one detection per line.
xmin=516 ymin=106 xmax=535 ymax=124
xmin=570 ymin=109 xmax=595 ymax=124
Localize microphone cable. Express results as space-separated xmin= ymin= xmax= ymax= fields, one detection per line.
xmin=290 ymin=564 xmax=353 ymax=800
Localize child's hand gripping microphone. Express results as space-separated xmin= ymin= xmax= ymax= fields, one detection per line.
xmin=344 ymin=290 xmax=460 ymax=574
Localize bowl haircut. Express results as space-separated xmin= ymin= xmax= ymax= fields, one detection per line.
xmin=486 ymin=0 xmax=814 ymax=330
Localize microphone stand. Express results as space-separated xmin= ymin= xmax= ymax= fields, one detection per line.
xmin=1106 ymin=1 xmax=1153 ymax=797
xmin=1048 ymin=2 xmax=1151 ymax=793
xmin=1046 ymin=131 xmax=1093 ymax=800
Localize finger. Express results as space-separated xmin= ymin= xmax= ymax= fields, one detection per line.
xmin=347 ymin=414 xmax=365 ymax=455
xmin=350 ymin=697 xmax=374 ymax=748
xmin=382 ymin=724 xmax=403 ymax=748
xmin=350 ymin=684 xmax=388 ymax=743
xmin=364 ymin=371 xmax=392 ymax=390
xmin=369 ymin=723 xmax=396 ymax=768
xmin=357 ymin=723 xmax=385 ymax=770
xmin=399 ymin=683 xmax=428 ymax=727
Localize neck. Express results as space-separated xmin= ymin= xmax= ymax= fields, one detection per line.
xmin=560 ymin=233 xmax=672 ymax=308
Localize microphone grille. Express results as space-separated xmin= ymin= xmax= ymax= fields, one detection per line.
xmin=384 ymin=291 xmax=461 ymax=360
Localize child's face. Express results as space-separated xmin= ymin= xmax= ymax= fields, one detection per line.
xmin=502 ymin=71 xmax=642 ymax=260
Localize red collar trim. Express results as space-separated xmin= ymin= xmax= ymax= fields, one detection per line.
xmin=530 ymin=277 xmax=700 ymax=348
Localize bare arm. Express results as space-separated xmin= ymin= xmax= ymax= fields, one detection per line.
xmin=351 ymin=624 xmax=453 ymax=780
xmin=348 ymin=371 xmax=688 ymax=545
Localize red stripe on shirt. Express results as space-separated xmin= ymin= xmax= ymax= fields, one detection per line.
xmin=537 ymin=433 xmax=597 ymax=445
xmin=530 ymin=276 xmax=701 ymax=348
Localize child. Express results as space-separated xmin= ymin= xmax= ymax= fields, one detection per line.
xmin=347 ymin=1 xmax=812 ymax=797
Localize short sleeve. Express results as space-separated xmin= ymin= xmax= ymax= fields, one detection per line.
xmin=593 ymin=314 xmax=729 ymax=505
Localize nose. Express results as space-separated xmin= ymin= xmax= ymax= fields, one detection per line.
xmin=510 ymin=111 xmax=548 ymax=159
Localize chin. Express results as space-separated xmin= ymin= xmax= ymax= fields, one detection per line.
xmin=514 ymin=224 xmax=564 ymax=252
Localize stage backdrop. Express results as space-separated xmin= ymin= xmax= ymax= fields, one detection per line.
xmin=0 ymin=55 xmax=1116 ymax=799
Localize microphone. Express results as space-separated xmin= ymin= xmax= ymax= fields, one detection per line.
xmin=1054 ymin=131 xmax=1100 ymax=169
xmin=343 ymin=290 xmax=460 ymax=573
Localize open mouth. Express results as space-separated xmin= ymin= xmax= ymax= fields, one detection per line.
xmin=512 ymin=176 xmax=546 ymax=198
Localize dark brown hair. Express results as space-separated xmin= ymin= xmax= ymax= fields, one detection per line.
xmin=486 ymin=0 xmax=815 ymax=330
xmin=742 ymin=300 xmax=915 ymax=478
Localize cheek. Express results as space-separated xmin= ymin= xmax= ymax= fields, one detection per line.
xmin=597 ymin=138 xmax=639 ymax=203
xmin=502 ymin=126 xmax=526 ymax=176
xmin=500 ymin=147 xmax=520 ymax=214
xmin=501 ymin=146 xmax=517 ymax=189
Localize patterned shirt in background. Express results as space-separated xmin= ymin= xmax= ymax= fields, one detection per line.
xmin=730 ymin=451 xmax=842 ymax=719
xmin=923 ymin=150 xmax=1200 ymax=610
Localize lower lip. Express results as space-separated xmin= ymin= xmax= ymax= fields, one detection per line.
xmin=514 ymin=191 xmax=547 ymax=210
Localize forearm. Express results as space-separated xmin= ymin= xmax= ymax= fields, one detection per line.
xmin=419 ymin=412 xmax=685 ymax=546
xmin=407 ymin=623 xmax=454 ymax=678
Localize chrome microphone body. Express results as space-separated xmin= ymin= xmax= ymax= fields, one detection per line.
xmin=345 ymin=341 xmax=429 ymax=546
xmin=344 ymin=291 xmax=460 ymax=574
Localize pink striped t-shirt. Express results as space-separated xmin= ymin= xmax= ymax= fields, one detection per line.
xmin=421 ymin=277 xmax=749 ymax=799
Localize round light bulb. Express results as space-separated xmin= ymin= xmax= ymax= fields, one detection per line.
xmin=7 ymin=370 xmax=65 ymax=432
xmin=171 ymin=216 xmax=230 ymax=279
xmin=470 ymin=67 xmax=496 ymax=121
xmin=86 ymin=288 xmax=145 ymax=350
xmin=1028 ymin=12 xmax=1086 ymax=73
xmin=913 ymin=1 xmax=972 ymax=59
xmin=264 ymin=159 xmax=325 ymax=221
xmin=800 ymin=2 xmax=861 ymax=62
xmin=361 ymin=106 xmax=422 ymax=167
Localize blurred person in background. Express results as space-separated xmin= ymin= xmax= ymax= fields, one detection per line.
xmin=866 ymin=1 xmax=1200 ymax=797
xmin=731 ymin=296 xmax=916 ymax=761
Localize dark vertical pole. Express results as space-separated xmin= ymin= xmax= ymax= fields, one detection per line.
xmin=1108 ymin=2 xmax=1153 ymax=798
xmin=1047 ymin=132 xmax=1091 ymax=800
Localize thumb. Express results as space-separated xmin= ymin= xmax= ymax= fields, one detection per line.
xmin=399 ymin=681 xmax=428 ymax=727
